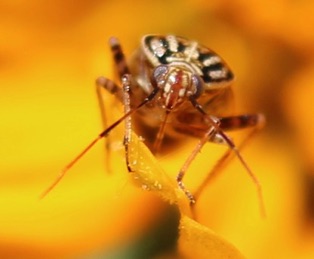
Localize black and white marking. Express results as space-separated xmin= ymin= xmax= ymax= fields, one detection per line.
xmin=142 ymin=35 xmax=234 ymax=88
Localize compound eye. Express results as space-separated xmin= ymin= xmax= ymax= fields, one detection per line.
xmin=152 ymin=65 xmax=169 ymax=87
xmin=191 ymin=74 xmax=204 ymax=98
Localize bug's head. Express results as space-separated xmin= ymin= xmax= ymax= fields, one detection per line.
xmin=152 ymin=65 xmax=204 ymax=111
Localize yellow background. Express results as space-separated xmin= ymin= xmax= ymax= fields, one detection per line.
xmin=1 ymin=0 xmax=314 ymax=258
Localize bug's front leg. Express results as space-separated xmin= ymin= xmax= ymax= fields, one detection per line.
xmin=179 ymin=110 xmax=265 ymax=216
xmin=206 ymin=113 xmax=266 ymax=216
xmin=121 ymin=74 xmax=135 ymax=173
xmin=193 ymin=114 xmax=265 ymax=202
xmin=176 ymin=124 xmax=218 ymax=204
xmin=96 ymin=74 xmax=135 ymax=174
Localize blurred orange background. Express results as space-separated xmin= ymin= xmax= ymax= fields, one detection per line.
xmin=1 ymin=0 xmax=314 ymax=258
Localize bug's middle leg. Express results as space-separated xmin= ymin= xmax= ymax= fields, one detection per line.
xmin=95 ymin=78 xmax=123 ymax=172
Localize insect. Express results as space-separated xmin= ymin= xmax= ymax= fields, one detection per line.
xmin=42 ymin=35 xmax=265 ymax=214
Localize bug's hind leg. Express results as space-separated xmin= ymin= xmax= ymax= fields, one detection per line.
xmin=109 ymin=37 xmax=130 ymax=79
xmin=219 ymin=113 xmax=265 ymax=132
